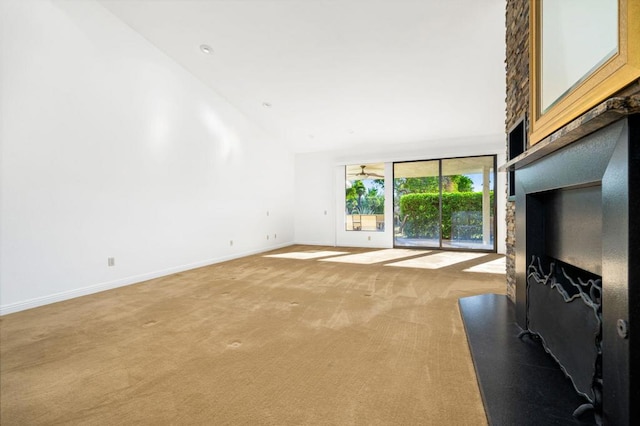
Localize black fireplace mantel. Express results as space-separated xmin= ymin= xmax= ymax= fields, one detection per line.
xmin=513 ymin=110 xmax=639 ymax=425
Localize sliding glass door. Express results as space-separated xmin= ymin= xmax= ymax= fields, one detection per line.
xmin=394 ymin=160 xmax=441 ymax=248
xmin=393 ymin=156 xmax=496 ymax=251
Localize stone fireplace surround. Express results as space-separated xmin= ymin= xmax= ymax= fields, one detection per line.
xmin=461 ymin=95 xmax=639 ymax=425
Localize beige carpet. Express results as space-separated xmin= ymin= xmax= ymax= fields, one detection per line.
xmin=0 ymin=245 xmax=505 ymax=425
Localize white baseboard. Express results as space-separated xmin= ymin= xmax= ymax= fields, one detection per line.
xmin=0 ymin=242 xmax=293 ymax=316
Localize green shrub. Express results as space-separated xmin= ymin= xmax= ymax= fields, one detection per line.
xmin=399 ymin=192 xmax=494 ymax=239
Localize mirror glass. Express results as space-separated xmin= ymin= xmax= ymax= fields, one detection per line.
xmin=540 ymin=0 xmax=618 ymax=113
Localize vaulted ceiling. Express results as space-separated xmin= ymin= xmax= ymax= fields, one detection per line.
xmin=98 ymin=0 xmax=506 ymax=153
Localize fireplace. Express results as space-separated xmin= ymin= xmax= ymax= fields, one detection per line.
xmin=515 ymin=113 xmax=640 ymax=425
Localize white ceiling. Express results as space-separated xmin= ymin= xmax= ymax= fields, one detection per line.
xmin=98 ymin=0 xmax=506 ymax=154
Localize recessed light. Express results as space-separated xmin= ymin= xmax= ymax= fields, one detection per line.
xmin=200 ymin=44 xmax=213 ymax=54
xmin=262 ymin=102 xmax=272 ymax=108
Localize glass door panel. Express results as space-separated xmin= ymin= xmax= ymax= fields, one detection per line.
xmin=393 ymin=160 xmax=441 ymax=248
xmin=441 ymin=156 xmax=495 ymax=250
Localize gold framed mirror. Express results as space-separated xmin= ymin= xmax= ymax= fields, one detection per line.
xmin=529 ymin=0 xmax=640 ymax=145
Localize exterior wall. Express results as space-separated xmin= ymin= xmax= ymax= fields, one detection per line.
xmin=505 ymin=0 xmax=529 ymax=302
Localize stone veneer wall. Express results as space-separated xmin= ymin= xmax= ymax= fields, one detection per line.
xmin=505 ymin=0 xmax=529 ymax=302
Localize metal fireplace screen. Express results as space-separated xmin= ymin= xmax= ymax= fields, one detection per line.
xmin=525 ymin=256 xmax=602 ymax=408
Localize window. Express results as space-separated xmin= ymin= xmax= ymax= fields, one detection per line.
xmin=345 ymin=164 xmax=385 ymax=231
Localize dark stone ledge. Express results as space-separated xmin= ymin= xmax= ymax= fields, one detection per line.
xmin=500 ymin=90 xmax=640 ymax=172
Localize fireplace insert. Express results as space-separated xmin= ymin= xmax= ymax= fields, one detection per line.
xmin=521 ymin=256 xmax=602 ymax=422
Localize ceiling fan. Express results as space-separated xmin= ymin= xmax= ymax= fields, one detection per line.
xmin=355 ymin=165 xmax=383 ymax=178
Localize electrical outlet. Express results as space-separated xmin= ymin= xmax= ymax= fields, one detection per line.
xmin=230 ymin=240 xmax=233 ymax=246
xmin=108 ymin=257 xmax=115 ymax=267
xmin=324 ymin=210 xmax=327 ymax=215
xmin=266 ymin=211 xmax=269 ymax=216
xmin=367 ymin=236 xmax=371 ymax=241
xmin=274 ymin=234 xmax=277 ymax=239
xmin=266 ymin=235 xmax=270 ymax=240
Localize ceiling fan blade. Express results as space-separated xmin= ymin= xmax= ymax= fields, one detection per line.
xmin=346 ymin=165 xmax=383 ymax=179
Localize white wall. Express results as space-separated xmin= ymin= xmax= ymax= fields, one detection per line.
xmin=293 ymin=152 xmax=337 ymax=246
xmin=295 ymin=136 xmax=507 ymax=253
xmin=0 ymin=0 xmax=294 ymax=314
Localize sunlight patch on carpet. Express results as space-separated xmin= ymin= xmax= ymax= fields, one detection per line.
xmin=386 ymin=251 xmax=486 ymax=269
xmin=264 ymin=251 xmax=350 ymax=260
xmin=320 ymin=249 xmax=426 ymax=265
xmin=463 ymin=257 xmax=506 ymax=274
